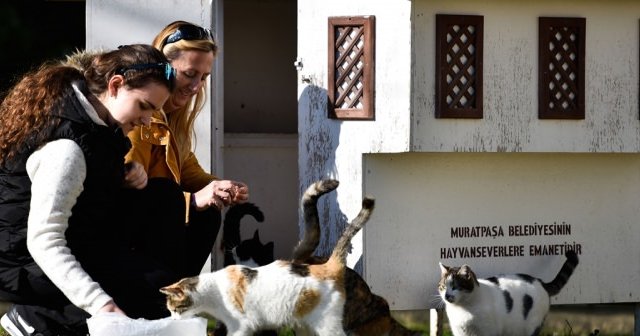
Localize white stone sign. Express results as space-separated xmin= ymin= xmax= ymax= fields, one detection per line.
xmin=363 ymin=153 xmax=640 ymax=310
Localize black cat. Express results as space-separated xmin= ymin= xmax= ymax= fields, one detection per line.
xmin=221 ymin=202 xmax=273 ymax=267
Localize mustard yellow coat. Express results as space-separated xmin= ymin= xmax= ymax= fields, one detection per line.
xmin=125 ymin=111 xmax=218 ymax=221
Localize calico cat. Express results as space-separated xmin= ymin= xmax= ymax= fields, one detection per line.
xmin=438 ymin=250 xmax=579 ymax=336
xmin=294 ymin=179 xmax=420 ymax=336
xmin=160 ymin=196 xmax=375 ymax=336
xmin=222 ymin=203 xmax=274 ymax=267
xmin=217 ymin=203 xmax=276 ymax=336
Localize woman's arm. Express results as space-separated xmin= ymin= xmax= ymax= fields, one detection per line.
xmin=180 ymin=150 xmax=217 ymax=192
xmin=181 ymin=151 xmax=249 ymax=210
xmin=123 ymin=126 xmax=151 ymax=189
xmin=26 ymin=139 xmax=116 ymax=316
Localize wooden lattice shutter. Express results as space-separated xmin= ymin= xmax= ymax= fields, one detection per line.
xmin=538 ymin=17 xmax=586 ymax=119
xmin=328 ymin=16 xmax=375 ymax=120
xmin=435 ymin=14 xmax=484 ymax=118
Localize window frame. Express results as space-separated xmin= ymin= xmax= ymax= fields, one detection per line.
xmin=328 ymin=15 xmax=376 ymax=120
xmin=435 ymin=14 xmax=484 ymax=119
xmin=538 ymin=17 xmax=586 ymax=120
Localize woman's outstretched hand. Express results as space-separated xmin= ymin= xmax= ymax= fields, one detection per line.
xmin=192 ymin=180 xmax=249 ymax=210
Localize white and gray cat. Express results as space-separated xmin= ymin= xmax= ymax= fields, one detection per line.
xmin=438 ymin=250 xmax=579 ymax=336
xmin=160 ymin=195 xmax=375 ymax=336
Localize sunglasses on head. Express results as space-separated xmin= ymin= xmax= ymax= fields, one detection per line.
xmin=162 ymin=24 xmax=214 ymax=48
xmin=116 ymin=62 xmax=177 ymax=83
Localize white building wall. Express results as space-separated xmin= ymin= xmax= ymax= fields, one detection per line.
xmin=364 ymin=152 xmax=640 ymax=309
xmin=412 ymin=0 xmax=640 ymax=152
xmin=297 ymin=0 xmax=412 ymax=267
xmin=362 ymin=0 xmax=640 ymax=310
xmin=299 ymin=0 xmax=640 ymax=310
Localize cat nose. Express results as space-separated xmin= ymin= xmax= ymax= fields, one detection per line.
xmin=446 ymin=294 xmax=455 ymax=303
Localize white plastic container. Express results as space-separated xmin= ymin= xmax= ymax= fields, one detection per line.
xmin=87 ymin=312 xmax=207 ymax=336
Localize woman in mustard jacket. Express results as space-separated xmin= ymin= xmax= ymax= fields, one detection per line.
xmin=121 ymin=21 xmax=249 ymax=279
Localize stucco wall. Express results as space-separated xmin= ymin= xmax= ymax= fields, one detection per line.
xmin=412 ymin=0 xmax=640 ymax=152
xmin=297 ymin=0 xmax=412 ymax=267
xmin=299 ymin=0 xmax=640 ymax=310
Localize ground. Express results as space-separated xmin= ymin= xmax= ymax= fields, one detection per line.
xmin=393 ymin=304 xmax=636 ymax=335
xmin=0 ymin=303 xmax=635 ymax=335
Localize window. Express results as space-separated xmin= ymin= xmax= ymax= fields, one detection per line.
xmin=435 ymin=14 xmax=484 ymax=118
xmin=538 ymin=17 xmax=586 ymax=119
xmin=328 ymin=16 xmax=375 ymax=120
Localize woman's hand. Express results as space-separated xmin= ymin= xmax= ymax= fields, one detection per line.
xmin=97 ymin=300 xmax=126 ymax=316
xmin=226 ymin=181 xmax=249 ymax=204
xmin=123 ymin=161 xmax=148 ymax=189
xmin=192 ymin=180 xmax=249 ymax=210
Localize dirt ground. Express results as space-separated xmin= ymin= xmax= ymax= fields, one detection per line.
xmin=542 ymin=304 xmax=635 ymax=335
xmin=393 ymin=303 xmax=637 ymax=335
xmin=0 ymin=301 xmax=635 ymax=335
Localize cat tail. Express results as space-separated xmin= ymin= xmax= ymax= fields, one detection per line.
xmin=292 ymin=179 xmax=340 ymax=262
xmin=328 ymin=197 xmax=375 ymax=265
xmin=542 ymin=249 xmax=579 ymax=296
xmin=223 ymin=202 xmax=265 ymax=248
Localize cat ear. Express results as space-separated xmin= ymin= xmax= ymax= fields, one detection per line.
xmin=459 ymin=265 xmax=477 ymax=281
xmin=160 ymin=285 xmax=184 ymax=298
xmin=439 ymin=262 xmax=449 ymax=275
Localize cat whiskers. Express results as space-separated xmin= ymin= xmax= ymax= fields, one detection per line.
xmin=430 ymin=294 xmax=446 ymax=310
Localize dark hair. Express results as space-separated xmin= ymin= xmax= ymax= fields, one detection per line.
xmin=84 ymin=44 xmax=175 ymax=94
xmin=0 ymin=44 xmax=173 ymax=166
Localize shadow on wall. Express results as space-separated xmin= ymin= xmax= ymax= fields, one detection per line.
xmin=298 ymin=84 xmax=360 ymax=270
